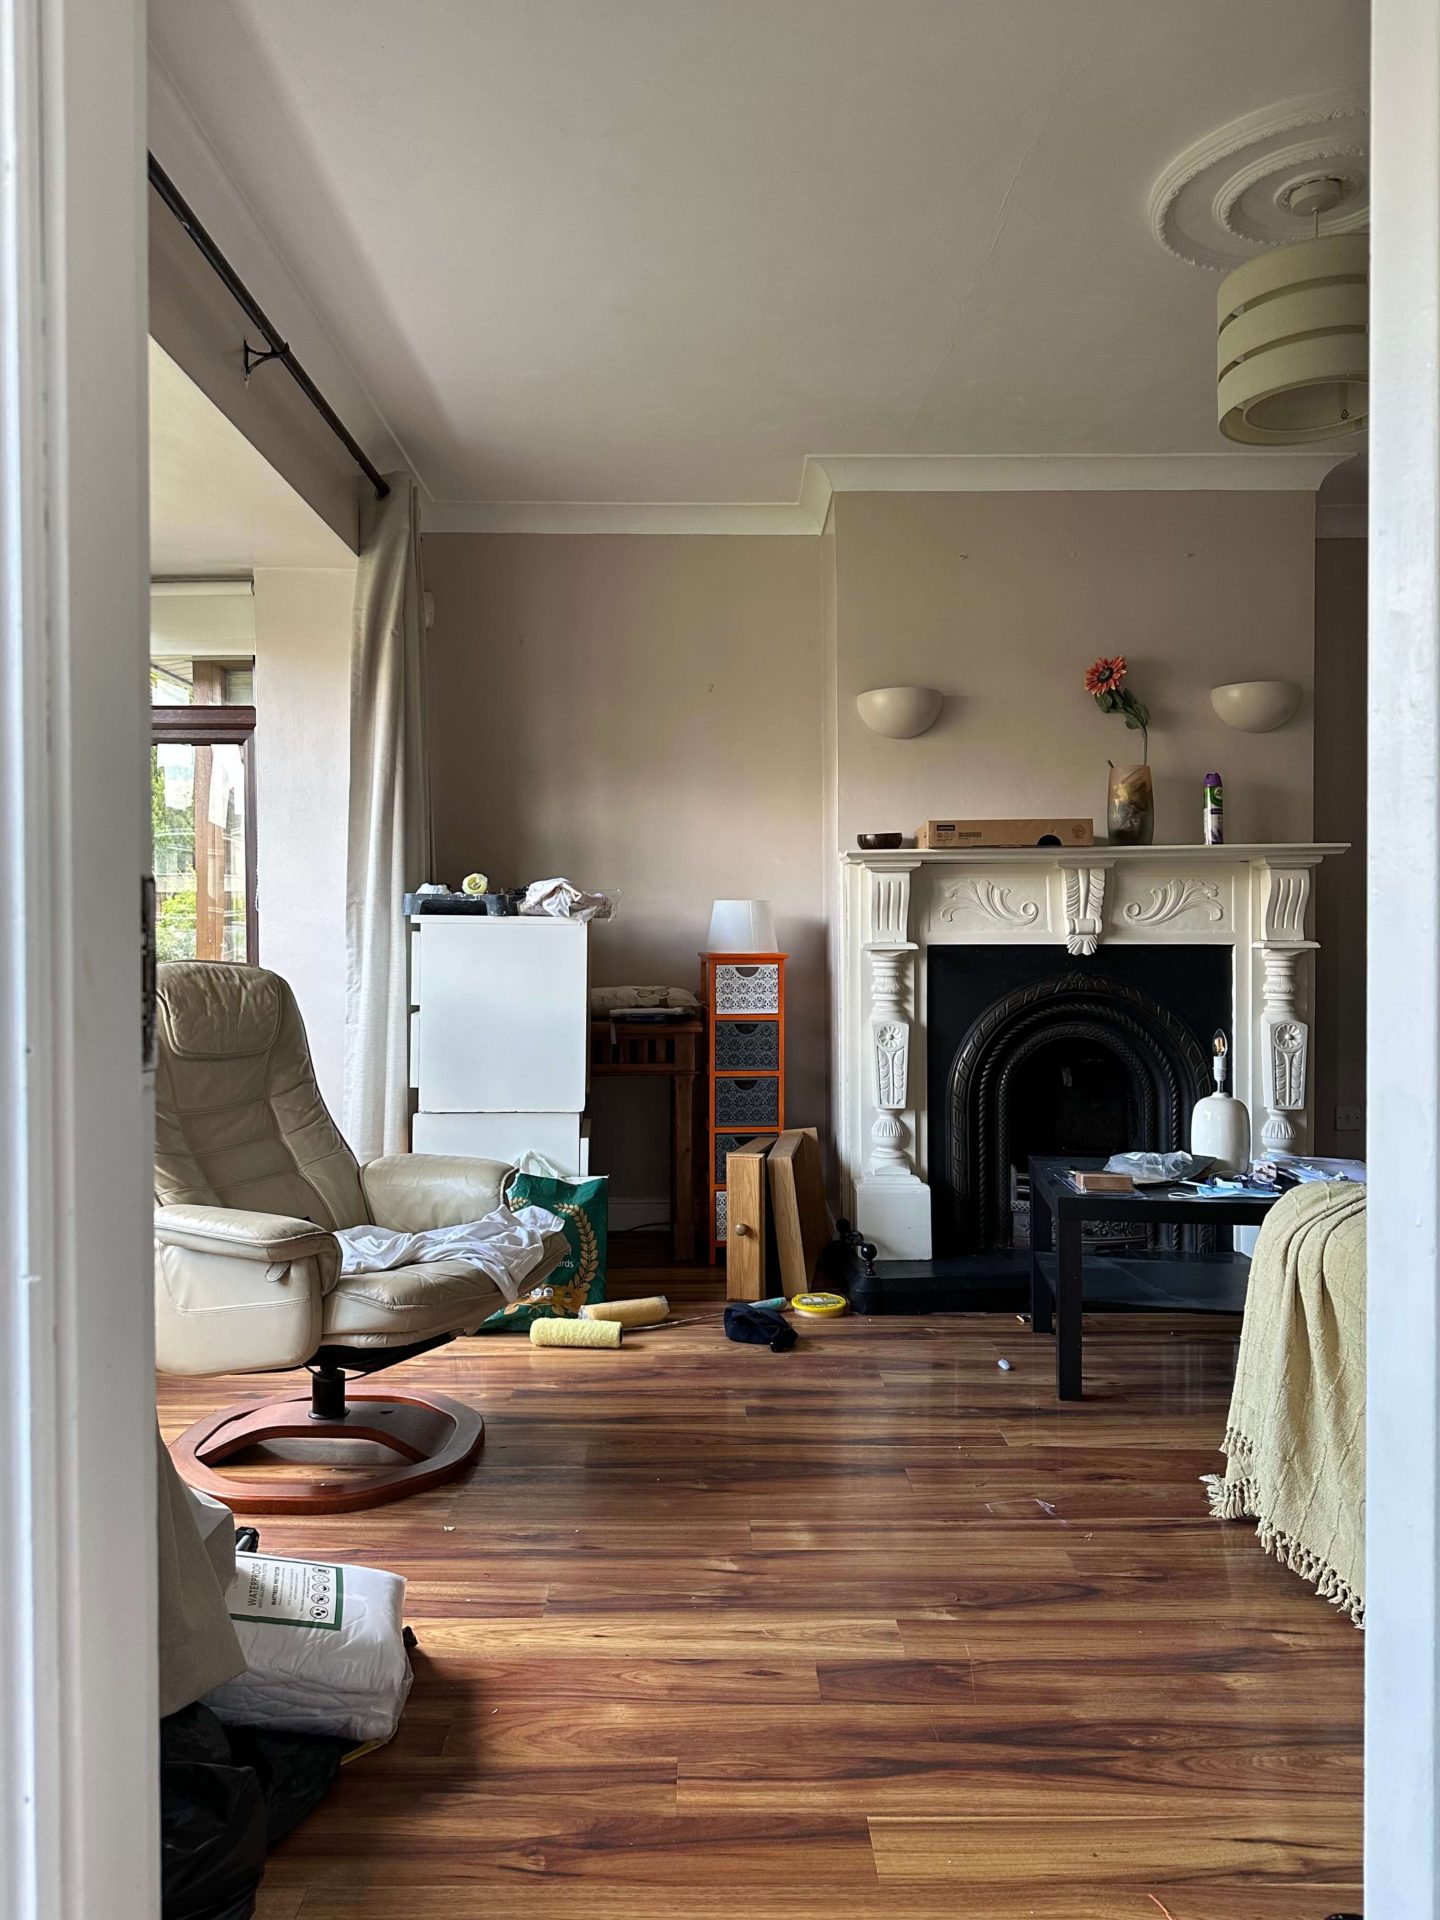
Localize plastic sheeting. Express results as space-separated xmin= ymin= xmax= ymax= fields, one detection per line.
xmin=333 ymin=1201 xmax=564 ymax=1301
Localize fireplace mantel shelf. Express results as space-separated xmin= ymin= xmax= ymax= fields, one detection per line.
xmin=838 ymin=839 xmax=1346 ymax=1259
xmin=842 ymin=843 xmax=1348 ymax=867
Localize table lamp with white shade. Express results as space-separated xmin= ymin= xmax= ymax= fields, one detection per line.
xmin=707 ymin=898 xmax=778 ymax=953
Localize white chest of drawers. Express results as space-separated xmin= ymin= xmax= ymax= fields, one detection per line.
xmin=409 ymin=916 xmax=590 ymax=1174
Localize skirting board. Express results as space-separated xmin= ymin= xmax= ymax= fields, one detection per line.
xmin=609 ymin=1195 xmax=671 ymax=1232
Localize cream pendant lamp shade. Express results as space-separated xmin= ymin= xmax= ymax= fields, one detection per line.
xmin=707 ymin=899 xmax=777 ymax=952
xmin=1217 ymin=233 xmax=1368 ymax=444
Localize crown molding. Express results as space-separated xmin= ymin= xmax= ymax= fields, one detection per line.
xmin=419 ymin=497 xmax=821 ymax=535
xmin=421 ymin=451 xmax=1352 ymax=537
xmin=811 ymin=452 xmax=1349 ymax=494
xmin=1316 ymin=502 xmax=1368 ymax=538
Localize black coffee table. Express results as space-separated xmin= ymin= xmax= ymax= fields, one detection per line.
xmin=1028 ymin=1155 xmax=1282 ymax=1401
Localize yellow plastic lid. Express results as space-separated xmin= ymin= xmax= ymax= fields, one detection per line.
xmin=791 ymin=1291 xmax=848 ymax=1317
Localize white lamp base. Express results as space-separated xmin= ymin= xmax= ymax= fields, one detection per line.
xmin=1191 ymin=1092 xmax=1252 ymax=1175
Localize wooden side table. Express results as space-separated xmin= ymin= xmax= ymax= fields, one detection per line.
xmin=589 ymin=1016 xmax=704 ymax=1261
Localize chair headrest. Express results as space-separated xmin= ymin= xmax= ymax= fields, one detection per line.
xmin=156 ymin=962 xmax=288 ymax=1060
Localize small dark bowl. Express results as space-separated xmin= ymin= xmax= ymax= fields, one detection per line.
xmin=857 ymin=832 xmax=904 ymax=851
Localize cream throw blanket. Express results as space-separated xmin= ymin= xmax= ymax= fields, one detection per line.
xmin=1205 ymin=1179 xmax=1367 ymax=1624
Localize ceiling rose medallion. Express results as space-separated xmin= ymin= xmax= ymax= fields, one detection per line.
xmin=1151 ymin=91 xmax=1369 ymax=447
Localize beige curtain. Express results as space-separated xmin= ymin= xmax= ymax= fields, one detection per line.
xmin=344 ymin=475 xmax=433 ymax=1160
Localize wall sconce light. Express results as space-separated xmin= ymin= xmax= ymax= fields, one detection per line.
xmin=855 ymin=685 xmax=944 ymax=739
xmin=1209 ymin=680 xmax=1302 ymax=733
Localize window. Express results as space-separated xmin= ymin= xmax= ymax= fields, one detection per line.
xmin=151 ymin=656 xmax=257 ymax=962
xmin=151 ymin=655 xmax=254 ymax=707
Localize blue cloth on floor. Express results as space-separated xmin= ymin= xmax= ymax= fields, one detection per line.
xmin=723 ymin=1303 xmax=796 ymax=1352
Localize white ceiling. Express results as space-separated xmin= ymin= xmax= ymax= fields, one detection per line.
xmin=149 ymin=340 xmax=356 ymax=571
xmin=148 ymin=0 xmax=1369 ymax=515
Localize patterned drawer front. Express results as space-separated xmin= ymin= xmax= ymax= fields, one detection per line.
xmin=714 ymin=1131 xmax=753 ymax=1181
xmin=714 ymin=1077 xmax=780 ymax=1127
xmin=714 ymin=964 xmax=780 ymax=1013
xmin=714 ymin=1020 xmax=780 ymax=1071
xmin=715 ymin=1189 xmax=728 ymax=1241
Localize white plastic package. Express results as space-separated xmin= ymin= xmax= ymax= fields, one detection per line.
xmin=519 ymin=876 xmax=616 ymax=921
xmin=1103 ymin=1150 xmax=1207 ymax=1186
xmin=203 ymin=1554 xmax=413 ymax=1744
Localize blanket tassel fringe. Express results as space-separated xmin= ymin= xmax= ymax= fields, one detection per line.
xmin=1203 ymin=1426 xmax=1364 ymax=1627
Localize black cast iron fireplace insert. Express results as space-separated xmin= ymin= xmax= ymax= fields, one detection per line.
xmin=927 ymin=944 xmax=1230 ymax=1268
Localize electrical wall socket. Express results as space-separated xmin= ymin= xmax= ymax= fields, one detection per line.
xmin=1335 ymin=1104 xmax=1365 ymax=1133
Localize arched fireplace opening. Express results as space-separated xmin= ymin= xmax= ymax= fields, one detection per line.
xmin=927 ymin=950 xmax=1227 ymax=1259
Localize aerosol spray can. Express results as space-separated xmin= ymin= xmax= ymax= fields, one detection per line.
xmin=1203 ymin=771 xmax=1224 ymax=846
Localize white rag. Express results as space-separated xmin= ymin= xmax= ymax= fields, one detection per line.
xmin=334 ymin=1203 xmax=565 ymax=1302
xmin=520 ymin=876 xmax=611 ymax=921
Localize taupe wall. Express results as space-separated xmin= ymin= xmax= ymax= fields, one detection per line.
xmin=1313 ymin=538 xmax=1368 ymax=1156
xmin=424 ymin=492 xmax=1326 ymax=1211
xmin=423 ymin=534 xmax=826 ymax=1212
xmin=831 ymin=491 xmax=1316 ymax=846
xmin=252 ymin=567 xmax=355 ymax=1115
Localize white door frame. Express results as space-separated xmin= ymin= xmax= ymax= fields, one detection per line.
xmin=0 ymin=0 xmax=1434 ymax=1914
xmin=1368 ymin=2 xmax=1440 ymax=1913
xmin=0 ymin=0 xmax=156 ymax=1914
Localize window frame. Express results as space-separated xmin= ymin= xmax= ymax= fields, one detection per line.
xmin=150 ymin=701 xmax=259 ymax=963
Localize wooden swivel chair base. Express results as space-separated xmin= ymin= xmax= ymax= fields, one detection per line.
xmin=170 ymin=1337 xmax=484 ymax=1516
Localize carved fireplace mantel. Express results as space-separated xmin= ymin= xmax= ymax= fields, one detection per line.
xmin=837 ymin=843 xmax=1347 ymax=1259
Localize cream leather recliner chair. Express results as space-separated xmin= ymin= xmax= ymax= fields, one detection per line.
xmin=156 ymin=961 xmax=513 ymax=1514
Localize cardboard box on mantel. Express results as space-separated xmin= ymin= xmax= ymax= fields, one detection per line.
xmin=918 ymin=818 xmax=1094 ymax=850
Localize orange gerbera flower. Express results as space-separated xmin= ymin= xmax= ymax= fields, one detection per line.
xmin=1085 ymin=655 xmax=1127 ymax=695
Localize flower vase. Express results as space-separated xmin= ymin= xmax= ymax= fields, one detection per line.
xmin=1107 ymin=763 xmax=1154 ymax=846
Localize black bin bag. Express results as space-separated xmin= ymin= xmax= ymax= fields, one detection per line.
xmin=160 ymin=1706 xmax=266 ymax=1920
xmin=160 ymin=1701 xmax=348 ymax=1917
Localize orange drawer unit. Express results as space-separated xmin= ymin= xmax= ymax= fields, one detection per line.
xmin=700 ymin=951 xmax=787 ymax=1262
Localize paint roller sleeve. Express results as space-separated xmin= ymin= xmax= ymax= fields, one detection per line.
xmin=529 ymin=1317 xmax=622 ymax=1350
xmin=581 ymin=1296 xmax=669 ymax=1327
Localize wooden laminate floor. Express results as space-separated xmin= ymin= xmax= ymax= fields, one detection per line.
xmin=156 ymin=1269 xmax=1363 ymax=1920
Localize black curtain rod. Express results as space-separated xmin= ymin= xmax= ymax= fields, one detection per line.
xmin=148 ymin=152 xmax=390 ymax=502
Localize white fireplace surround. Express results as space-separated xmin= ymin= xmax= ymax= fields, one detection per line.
xmin=837 ymin=844 xmax=1346 ymax=1259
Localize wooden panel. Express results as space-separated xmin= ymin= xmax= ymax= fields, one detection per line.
xmin=867 ymin=1810 xmax=1356 ymax=1883
xmin=724 ymin=1137 xmax=774 ymax=1300
xmin=275 ymin=1889 xmax=1362 ymax=1920
xmin=157 ymin=1281 xmax=1361 ymax=1917
xmin=766 ymin=1127 xmax=833 ymax=1296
